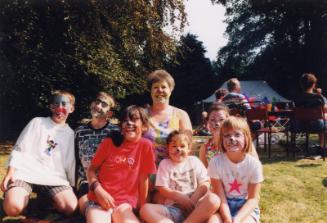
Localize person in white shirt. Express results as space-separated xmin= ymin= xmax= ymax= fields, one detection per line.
xmin=140 ymin=130 xmax=220 ymax=223
xmin=207 ymin=116 xmax=263 ymax=223
xmin=1 ymin=90 xmax=78 ymax=217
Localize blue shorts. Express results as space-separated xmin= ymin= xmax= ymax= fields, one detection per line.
xmin=291 ymin=119 xmax=327 ymax=132
xmin=165 ymin=205 xmax=185 ymax=223
xmin=227 ymin=197 xmax=260 ymax=222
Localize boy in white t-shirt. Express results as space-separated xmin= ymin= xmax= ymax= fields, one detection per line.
xmin=140 ymin=130 xmax=220 ymax=223
xmin=0 ymin=90 xmax=78 ymax=217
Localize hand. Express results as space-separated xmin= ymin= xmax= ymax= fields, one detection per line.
xmin=1 ymin=173 xmax=14 ymax=192
xmin=94 ymin=185 xmax=116 ymax=210
xmin=175 ymin=193 xmax=195 ymax=215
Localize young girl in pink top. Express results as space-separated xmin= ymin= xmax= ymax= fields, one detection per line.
xmin=199 ymin=103 xmax=230 ymax=167
xmin=86 ymin=105 xmax=156 ymax=223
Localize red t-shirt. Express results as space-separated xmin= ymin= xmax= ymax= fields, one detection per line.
xmin=88 ymin=137 xmax=156 ymax=208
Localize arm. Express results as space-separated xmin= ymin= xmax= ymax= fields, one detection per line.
xmin=138 ymin=172 xmax=149 ymax=209
xmin=211 ymin=178 xmax=233 ymax=223
xmin=1 ymin=166 xmax=16 ymax=192
xmin=190 ymin=181 xmax=210 ymax=204
xmin=233 ymin=183 xmax=261 ymax=223
xmin=177 ymin=108 xmax=193 ymax=135
xmin=199 ymin=144 xmax=208 ymax=168
xmin=157 ymin=186 xmax=194 ymax=212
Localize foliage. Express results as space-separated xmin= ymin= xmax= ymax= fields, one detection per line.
xmin=0 ymin=0 xmax=187 ymax=137
xmin=212 ymin=0 xmax=327 ymax=100
xmin=166 ymin=33 xmax=216 ymax=108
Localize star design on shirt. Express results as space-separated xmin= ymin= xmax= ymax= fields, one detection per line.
xmin=228 ymin=178 xmax=242 ymax=194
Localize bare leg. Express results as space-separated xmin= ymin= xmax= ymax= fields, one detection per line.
xmin=3 ymin=187 xmax=29 ymax=216
xmin=140 ymin=203 xmax=173 ymax=223
xmin=207 ymin=213 xmax=223 ymax=223
xmin=52 ymin=189 xmax=78 ymax=216
xmin=86 ymin=206 xmax=112 ymax=223
xmin=184 ymin=193 xmax=220 ymax=223
xmin=78 ymin=194 xmax=89 ymax=215
xmin=112 ymin=203 xmax=140 ymax=223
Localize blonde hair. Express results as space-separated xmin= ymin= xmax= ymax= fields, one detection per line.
xmin=50 ymin=90 xmax=75 ymax=105
xmin=226 ymin=78 xmax=240 ymax=92
xmin=97 ymin=91 xmax=116 ymax=108
xmin=218 ymin=116 xmax=253 ymax=153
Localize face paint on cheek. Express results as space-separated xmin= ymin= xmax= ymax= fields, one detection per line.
xmin=51 ymin=96 xmax=71 ymax=115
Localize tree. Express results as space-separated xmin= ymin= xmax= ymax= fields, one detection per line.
xmin=0 ymin=0 xmax=187 ymax=138
xmin=212 ymin=0 xmax=327 ymax=99
xmin=166 ymin=33 xmax=216 ymax=108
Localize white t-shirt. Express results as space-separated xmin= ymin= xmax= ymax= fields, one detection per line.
xmin=9 ymin=117 xmax=75 ymax=186
xmin=207 ymin=153 xmax=263 ymax=199
xmin=156 ymin=156 xmax=209 ymax=205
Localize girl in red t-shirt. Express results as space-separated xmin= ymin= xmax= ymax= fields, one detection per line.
xmin=86 ymin=105 xmax=156 ymax=223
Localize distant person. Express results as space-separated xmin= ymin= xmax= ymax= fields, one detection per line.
xmin=215 ymin=88 xmax=228 ymax=102
xmin=199 ymin=103 xmax=259 ymax=168
xmin=293 ymin=73 xmax=327 ymax=149
xmin=86 ymin=105 xmax=156 ymax=223
xmin=207 ymin=117 xmax=263 ymax=223
xmin=140 ymin=130 xmax=220 ymax=223
xmin=222 ymin=78 xmax=251 ymax=110
xmin=1 ymin=90 xmax=77 ymax=217
xmin=75 ymin=92 xmax=119 ymax=215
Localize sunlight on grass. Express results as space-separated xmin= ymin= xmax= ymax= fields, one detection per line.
xmin=1 ymin=142 xmax=327 ymax=222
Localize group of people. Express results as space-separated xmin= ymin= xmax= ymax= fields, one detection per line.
xmin=2 ymin=69 xmax=266 ymax=223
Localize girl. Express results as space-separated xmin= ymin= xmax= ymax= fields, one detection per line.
xmin=86 ymin=105 xmax=156 ymax=223
xmin=199 ymin=103 xmax=230 ymax=167
xmin=140 ymin=130 xmax=220 ymax=223
xmin=207 ymin=117 xmax=263 ymax=223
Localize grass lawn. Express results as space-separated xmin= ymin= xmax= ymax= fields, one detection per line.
xmin=1 ymin=140 xmax=327 ymax=222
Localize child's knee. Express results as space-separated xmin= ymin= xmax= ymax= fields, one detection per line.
xmin=140 ymin=203 xmax=152 ymax=218
xmin=3 ymin=202 xmax=24 ymax=217
xmin=204 ymin=193 xmax=221 ymax=210
xmin=56 ymin=199 xmax=78 ymax=216
xmin=114 ymin=203 xmax=133 ymax=215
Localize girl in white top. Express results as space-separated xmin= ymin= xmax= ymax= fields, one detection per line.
xmin=207 ymin=116 xmax=263 ymax=223
xmin=141 ymin=130 xmax=220 ymax=223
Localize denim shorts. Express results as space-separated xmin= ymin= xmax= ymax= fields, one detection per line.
xmin=291 ymin=119 xmax=327 ymax=132
xmin=165 ymin=205 xmax=185 ymax=223
xmin=227 ymin=197 xmax=260 ymax=222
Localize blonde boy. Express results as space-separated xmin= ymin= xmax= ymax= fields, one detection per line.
xmin=0 ymin=90 xmax=77 ymax=216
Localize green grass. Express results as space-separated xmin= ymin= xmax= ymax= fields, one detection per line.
xmin=1 ymin=141 xmax=327 ymax=222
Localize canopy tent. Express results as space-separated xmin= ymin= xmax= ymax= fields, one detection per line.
xmin=203 ymin=80 xmax=290 ymax=103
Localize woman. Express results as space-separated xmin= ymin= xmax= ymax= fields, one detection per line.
xmin=144 ymin=69 xmax=192 ymax=165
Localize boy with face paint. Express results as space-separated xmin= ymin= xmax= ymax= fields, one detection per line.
xmin=1 ymin=90 xmax=78 ymax=217
xmin=75 ymin=92 xmax=119 ymax=215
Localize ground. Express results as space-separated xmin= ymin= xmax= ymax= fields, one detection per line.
xmin=0 ymin=138 xmax=327 ymax=223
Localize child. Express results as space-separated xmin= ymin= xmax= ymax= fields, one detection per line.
xmin=75 ymin=92 xmax=119 ymax=214
xmin=199 ymin=103 xmax=230 ymax=167
xmin=207 ymin=117 xmax=263 ymax=223
xmin=140 ymin=130 xmax=220 ymax=223
xmin=200 ymin=103 xmax=259 ymax=168
xmin=0 ymin=90 xmax=77 ymax=216
xmin=86 ymin=105 xmax=156 ymax=223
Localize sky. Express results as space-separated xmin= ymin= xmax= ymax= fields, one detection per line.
xmin=184 ymin=0 xmax=228 ymax=60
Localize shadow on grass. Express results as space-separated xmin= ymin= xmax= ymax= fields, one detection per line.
xmin=322 ymin=178 xmax=327 ymax=187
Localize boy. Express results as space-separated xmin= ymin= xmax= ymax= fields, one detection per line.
xmin=1 ymin=90 xmax=77 ymax=216
xmin=75 ymin=92 xmax=119 ymax=214
xmin=140 ymin=130 xmax=220 ymax=223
